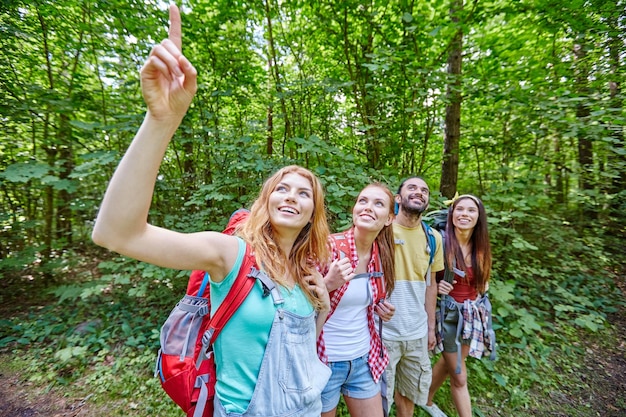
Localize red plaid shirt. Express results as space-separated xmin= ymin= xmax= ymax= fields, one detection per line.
xmin=316 ymin=228 xmax=389 ymax=383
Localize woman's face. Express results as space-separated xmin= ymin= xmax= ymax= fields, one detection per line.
xmin=452 ymin=198 xmax=479 ymax=231
xmin=353 ymin=186 xmax=393 ymax=234
xmin=268 ymin=172 xmax=315 ymax=233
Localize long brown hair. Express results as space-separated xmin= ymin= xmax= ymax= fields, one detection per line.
xmin=445 ymin=195 xmax=492 ymax=293
xmin=238 ymin=165 xmax=330 ymax=308
xmin=355 ymin=183 xmax=396 ymax=295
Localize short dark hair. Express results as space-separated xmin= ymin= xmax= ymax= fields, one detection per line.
xmin=396 ymin=176 xmax=427 ymax=194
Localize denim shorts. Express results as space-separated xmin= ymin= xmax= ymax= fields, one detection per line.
xmin=321 ymin=353 xmax=381 ymax=412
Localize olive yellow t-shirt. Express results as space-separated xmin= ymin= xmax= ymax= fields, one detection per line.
xmin=382 ymin=223 xmax=444 ymax=341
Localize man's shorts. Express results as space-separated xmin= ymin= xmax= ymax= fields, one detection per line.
xmin=382 ymin=337 xmax=432 ymax=407
xmin=321 ymin=353 xmax=381 ymax=412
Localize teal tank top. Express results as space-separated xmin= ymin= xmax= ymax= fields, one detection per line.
xmin=210 ymin=237 xmax=313 ymax=413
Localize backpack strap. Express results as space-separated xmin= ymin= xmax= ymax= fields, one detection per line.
xmin=437 ymin=232 xmax=469 ymax=374
xmin=205 ymin=257 xmax=257 ymax=344
xmin=370 ymin=242 xmax=385 ymax=303
xmin=421 ymin=221 xmax=437 ymax=286
xmin=371 ymin=243 xmax=385 ymax=357
xmin=331 ymin=233 xmax=350 ymax=259
xmin=195 ymin=245 xmax=258 ymax=368
xmin=330 ymin=233 xmax=385 ymax=300
xmin=421 ymin=221 xmax=436 ymax=265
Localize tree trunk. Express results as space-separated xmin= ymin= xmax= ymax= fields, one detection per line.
xmin=338 ymin=6 xmax=381 ymax=170
xmin=440 ymin=0 xmax=463 ymax=199
xmin=264 ymin=0 xmax=290 ymax=156
xmin=55 ymin=114 xmax=74 ymax=247
xmin=606 ymin=9 xmax=625 ymax=239
xmin=553 ymin=136 xmax=566 ymax=205
xmin=573 ymin=39 xmax=595 ymax=220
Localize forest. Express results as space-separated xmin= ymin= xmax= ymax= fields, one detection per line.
xmin=0 ymin=0 xmax=624 ymax=416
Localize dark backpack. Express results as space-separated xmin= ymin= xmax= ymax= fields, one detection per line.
xmin=423 ymin=208 xmax=450 ymax=274
xmin=423 ymin=208 xmax=457 ymax=284
xmin=155 ymin=209 xmax=257 ymax=417
xmin=422 ymin=207 xmax=449 ymax=234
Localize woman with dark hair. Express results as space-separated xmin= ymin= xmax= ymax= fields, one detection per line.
xmin=92 ymin=5 xmax=331 ymax=416
xmin=421 ymin=194 xmax=494 ymax=417
xmin=318 ymin=183 xmax=396 ymax=417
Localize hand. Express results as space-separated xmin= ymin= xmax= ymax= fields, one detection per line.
xmin=140 ymin=4 xmax=197 ymax=122
xmin=323 ymin=257 xmax=355 ymax=292
xmin=306 ymin=271 xmax=330 ymax=313
xmin=374 ymin=300 xmax=395 ymax=322
xmin=427 ymin=328 xmax=436 ymax=350
xmin=438 ymin=279 xmax=456 ymax=295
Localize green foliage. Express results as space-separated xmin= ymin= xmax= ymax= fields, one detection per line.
xmin=0 ymin=0 xmax=625 ymax=415
xmin=1 ymin=220 xmax=623 ymax=416
xmin=2 ymin=0 xmax=624 ymax=268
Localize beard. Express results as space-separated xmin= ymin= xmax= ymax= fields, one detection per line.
xmin=400 ymin=195 xmax=428 ymax=216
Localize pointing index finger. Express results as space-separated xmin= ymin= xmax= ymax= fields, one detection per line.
xmin=168 ymin=4 xmax=182 ymax=52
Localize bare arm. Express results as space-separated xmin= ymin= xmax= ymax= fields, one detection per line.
xmin=425 ymin=270 xmax=438 ymax=350
xmin=306 ymin=271 xmax=331 ymax=337
xmin=92 ymin=5 xmax=236 ymax=280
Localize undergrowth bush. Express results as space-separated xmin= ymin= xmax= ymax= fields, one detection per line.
xmin=0 ymin=184 xmax=623 ymax=416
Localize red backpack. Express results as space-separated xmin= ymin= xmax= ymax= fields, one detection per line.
xmin=155 ymin=209 xmax=252 ymax=417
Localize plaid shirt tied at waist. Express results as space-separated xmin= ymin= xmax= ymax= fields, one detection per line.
xmin=435 ymin=293 xmax=497 ymax=374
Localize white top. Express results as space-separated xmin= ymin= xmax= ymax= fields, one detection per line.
xmin=323 ymin=276 xmax=370 ymax=362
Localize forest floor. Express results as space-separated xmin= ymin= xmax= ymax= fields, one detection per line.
xmin=523 ymin=289 xmax=626 ymax=417
xmin=0 ymin=272 xmax=624 ymax=417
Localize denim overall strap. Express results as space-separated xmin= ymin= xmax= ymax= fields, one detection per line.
xmin=214 ymin=309 xmax=331 ymax=416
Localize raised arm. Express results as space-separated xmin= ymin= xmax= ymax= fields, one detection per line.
xmin=92 ymin=5 xmax=237 ymax=280
xmin=140 ymin=4 xmax=196 ymax=123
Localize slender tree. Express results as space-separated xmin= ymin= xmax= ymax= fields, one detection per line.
xmin=440 ymin=0 xmax=464 ymax=198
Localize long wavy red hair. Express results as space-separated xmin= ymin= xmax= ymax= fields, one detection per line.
xmin=238 ymin=165 xmax=330 ymax=308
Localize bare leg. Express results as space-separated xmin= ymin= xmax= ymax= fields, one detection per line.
xmin=442 ymin=347 xmax=472 ymax=417
xmin=322 ymin=408 xmax=337 ymax=417
xmin=394 ymin=392 xmax=415 ymax=417
xmin=345 ymin=393 xmax=384 ymax=417
xmin=426 ymin=355 xmax=450 ymax=405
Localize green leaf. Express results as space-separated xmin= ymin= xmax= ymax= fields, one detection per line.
xmin=55 ymin=346 xmax=88 ymax=362
xmin=493 ymin=373 xmax=507 ymax=387
xmin=0 ymin=162 xmax=51 ymax=183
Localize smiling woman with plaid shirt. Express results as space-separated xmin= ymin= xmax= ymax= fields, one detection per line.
xmin=424 ymin=194 xmax=494 ymax=417
xmin=316 ymin=183 xmax=397 ymax=417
